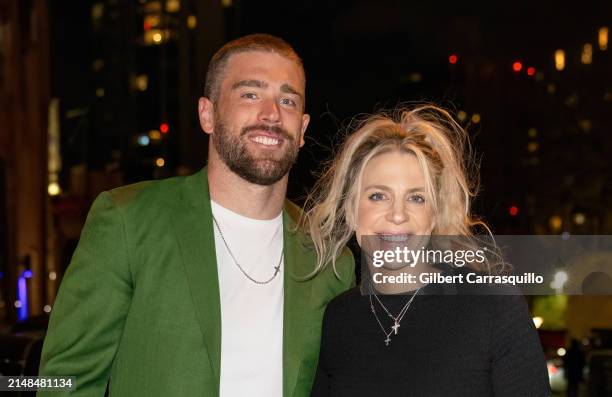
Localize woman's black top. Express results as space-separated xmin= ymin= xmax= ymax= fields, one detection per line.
xmin=311 ymin=270 xmax=551 ymax=396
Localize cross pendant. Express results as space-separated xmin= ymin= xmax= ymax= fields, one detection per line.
xmin=385 ymin=336 xmax=391 ymax=346
xmin=274 ymin=265 xmax=281 ymax=276
xmin=392 ymin=322 xmax=400 ymax=335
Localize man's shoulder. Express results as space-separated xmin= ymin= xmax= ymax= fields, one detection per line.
xmin=101 ymin=172 xmax=201 ymax=216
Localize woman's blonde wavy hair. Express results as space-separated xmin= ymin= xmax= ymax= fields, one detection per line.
xmin=302 ymin=104 xmax=499 ymax=276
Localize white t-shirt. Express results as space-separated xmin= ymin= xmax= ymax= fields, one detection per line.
xmin=211 ymin=200 xmax=284 ymax=397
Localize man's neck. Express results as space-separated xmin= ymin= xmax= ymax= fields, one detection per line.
xmin=207 ymin=158 xmax=287 ymax=220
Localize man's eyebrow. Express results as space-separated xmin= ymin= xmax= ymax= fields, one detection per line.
xmin=231 ymin=80 xmax=267 ymax=90
xmin=281 ymin=83 xmax=303 ymax=99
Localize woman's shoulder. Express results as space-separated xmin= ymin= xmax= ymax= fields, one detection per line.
xmin=324 ymin=287 xmax=363 ymax=316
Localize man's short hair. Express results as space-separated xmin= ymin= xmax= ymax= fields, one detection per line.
xmin=204 ymin=33 xmax=304 ymax=102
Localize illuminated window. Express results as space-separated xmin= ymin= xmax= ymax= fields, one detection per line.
xmin=135 ymin=74 xmax=148 ymax=91
xmin=187 ymin=15 xmax=197 ymax=29
xmin=144 ymin=14 xmax=161 ymax=31
xmin=581 ymin=43 xmax=593 ymax=64
xmin=166 ymin=0 xmax=180 ymax=13
xmin=554 ymin=49 xmax=565 ymax=71
xmin=91 ymin=3 xmax=104 ymax=20
xmin=599 ymin=27 xmax=608 ymax=50
xmin=143 ymin=1 xmax=162 ymax=13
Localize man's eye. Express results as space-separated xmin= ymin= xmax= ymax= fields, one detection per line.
xmin=241 ymin=93 xmax=257 ymax=99
xmin=368 ymin=192 xmax=386 ymax=201
xmin=408 ymin=195 xmax=425 ymax=204
xmin=280 ymin=98 xmax=296 ymax=106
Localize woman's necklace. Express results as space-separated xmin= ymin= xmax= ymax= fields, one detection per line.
xmin=369 ymin=283 xmax=421 ymax=346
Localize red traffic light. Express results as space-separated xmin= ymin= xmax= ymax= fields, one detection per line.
xmin=448 ymin=54 xmax=458 ymax=65
xmin=527 ymin=67 xmax=536 ymax=76
xmin=512 ymin=62 xmax=523 ymax=72
xmin=509 ymin=206 xmax=519 ymax=216
xmin=160 ymin=123 xmax=169 ymax=134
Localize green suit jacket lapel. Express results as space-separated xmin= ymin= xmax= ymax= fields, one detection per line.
xmin=282 ymin=203 xmax=314 ymax=397
xmin=173 ymin=169 xmax=222 ymax=392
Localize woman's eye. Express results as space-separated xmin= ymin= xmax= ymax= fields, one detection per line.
xmin=241 ymin=93 xmax=257 ymax=99
xmin=368 ymin=192 xmax=386 ymax=201
xmin=408 ymin=195 xmax=425 ymax=204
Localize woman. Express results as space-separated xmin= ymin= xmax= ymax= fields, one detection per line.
xmin=305 ymin=106 xmax=550 ymax=396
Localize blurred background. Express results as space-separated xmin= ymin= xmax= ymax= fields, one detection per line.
xmin=0 ymin=0 xmax=611 ymax=395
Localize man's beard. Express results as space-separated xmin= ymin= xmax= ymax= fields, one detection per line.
xmin=212 ymin=120 xmax=300 ymax=186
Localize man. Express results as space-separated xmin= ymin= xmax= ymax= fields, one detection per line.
xmin=38 ymin=34 xmax=354 ymax=397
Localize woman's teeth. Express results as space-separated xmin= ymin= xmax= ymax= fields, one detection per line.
xmin=378 ymin=234 xmax=410 ymax=242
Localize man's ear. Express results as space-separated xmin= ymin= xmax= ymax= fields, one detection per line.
xmin=198 ymin=97 xmax=215 ymax=135
xmin=299 ymin=113 xmax=310 ymax=147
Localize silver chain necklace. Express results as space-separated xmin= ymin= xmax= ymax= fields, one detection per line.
xmin=212 ymin=215 xmax=283 ymax=285
xmin=369 ymin=283 xmax=421 ymax=346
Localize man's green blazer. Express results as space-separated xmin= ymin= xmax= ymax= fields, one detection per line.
xmin=38 ymin=168 xmax=355 ymax=396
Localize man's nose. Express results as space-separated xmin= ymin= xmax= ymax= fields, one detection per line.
xmin=259 ymin=98 xmax=281 ymax=123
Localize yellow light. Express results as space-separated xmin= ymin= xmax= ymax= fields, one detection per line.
xmin=96 ymin=88 xmax=105 ymax=97
xmin=555 ymin=49 xmax=565 ymax=71
xmin=91 ymin=3 xmax=104 ymax=20
xmin=457 ymin=111 xmax=467 ymax=122
xmin=92 ymin=59 xmax=104 ymax=71
xmin=599 ymin=27 xmax=608 ymax=50
xmin=527 ymin=142 xmax=538 ymax=153
xmin=135 ymin=75 xmax=148 ymax=91
xmin=155 ymin=157 xmax=165 ymax=167
xmin=166 ymin=0 xmax=180 ymax=12
xmin=532 ymin=317 xmax=543 ymax=329
xmin=49 ymin=271 xmax=57 ymax=280
xmin=549 ymin=215 xmax=562 ymax=231
xmin=222 ymin=0 xmax=233 ymax=7
xmin=528 ymin=128 xmax=538 ymax=138
xmin=48 ymin=182 xmax=61 ymax=196
xmin=144 ymin=14 xmax=161 ymax=29
xmin=149 ymin=130 xmax=162 ymax=141
xmin=144 ymin=29 xmax=166 ymax=45
xmin=187 ymin=15 xmax=197 ymax=30
xmin=557 ymin=348 xmax=566 ymax=357
xmin=471 ymin=114 xmax=481 ymax=124
xmin=581 ymin=43 xmax=593 ymax=64
xmin=574 ymin=213 xmax=586 ymax=225
xmin=579 ymin=119 xmax=592 ymax=132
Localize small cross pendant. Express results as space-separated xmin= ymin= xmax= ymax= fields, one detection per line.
xmin=392 ymin=322 xmax=400 ymax=335
xmin=384 ymin=336 xmax=391 ymax=346
xmin=274 ymin=265 xmax=281 ymax=276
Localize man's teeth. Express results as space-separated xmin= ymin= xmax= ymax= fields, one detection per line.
xmin=252 ymin=136 xmax=279 ymax=146
xmin=379 ymin=234 xmax=410 ymax=242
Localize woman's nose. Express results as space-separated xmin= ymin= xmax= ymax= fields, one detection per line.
xmin=386 ymin=200 xmax=407 ymax=224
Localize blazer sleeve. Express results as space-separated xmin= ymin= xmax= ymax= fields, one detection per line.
xmin=38 ymin=191 xmax=133 ymax=396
